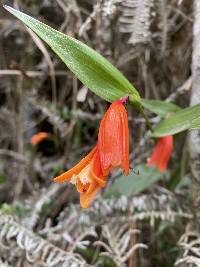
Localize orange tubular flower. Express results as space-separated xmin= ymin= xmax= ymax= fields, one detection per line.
xmin=53 ymin=97 xmax=130 ymax=208
xmin=53 ymin=145 xmax=106 ymax=208
xmin=30 ymin=132 xmax=49 ymax=145
xmin=98 ymin=99 xmax=130 ymax=176
xmin=147 ymin=135 xmax=173 ymax=172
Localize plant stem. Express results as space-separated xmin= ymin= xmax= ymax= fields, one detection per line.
xmin=129 ymin=93 xmax=153 ymax=132
xmin=139 ymin=107 xmax=154 ymax=132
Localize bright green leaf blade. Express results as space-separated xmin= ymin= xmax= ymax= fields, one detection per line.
xmin=105 ymin=165 xmax=163 ymax=197
xmin=142 ymin=99 xmax=181 ymax=116
xmin=4 ymin=5 xmax=141 ymax=105
xmin=190 ymin=117 xmax=200 ymax=129
xmin=153 ymin=104 xmax=200 ymax=137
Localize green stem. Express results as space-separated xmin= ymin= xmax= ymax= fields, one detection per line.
xmin=140 ymin=107 xmax=154 ymax=132
xmin=128 ymin=94 xmax=154 ymax=132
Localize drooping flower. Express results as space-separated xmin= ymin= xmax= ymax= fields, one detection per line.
xmin=53 ymin=97 xmax=130 ymax=208
xmin=30 ymin=132 xmax=49 ymax=145
xmin=147 ymin=135 xmax=173 ymax=172
xmin=98 ymin=99 xmax=130 ymax=176
xmin=53 ymin=145 xmax=106 ymax=208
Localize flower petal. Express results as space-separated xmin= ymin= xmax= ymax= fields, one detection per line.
xmin=98 ymin=102 xmax=122 ymax=174
xmin=98 ymin=101 xmax=129 ymax=176
xmin=91 ymin=146 xmax=106 ymax=187
xmin=76 ymin=179 xmax=90 ymax=193
xmin=118 ymin=103 xmax=129 ymax=176
xmin=80 ymin=181 xmax=101 ymax=208
xmin=147 ymin=135 xmax=173 ymax=172
xmin=53 ymin=145 xmax=97 ymax=183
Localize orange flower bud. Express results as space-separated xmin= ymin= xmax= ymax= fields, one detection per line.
xmin=147 ymin=135 xmax=173 ymax=172
xmin=30 ymin=132 xmax=49 ymax=145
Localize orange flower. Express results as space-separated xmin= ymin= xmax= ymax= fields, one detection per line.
xmin=53 ymin=98 xmax=130 ymax=208
xmin=147 ymin=135 xmax=173 ymax=172
xmin=53 ymin=145 xmax=106 ymax=208
xmin=98 ymin=100 xmax=130 ymax=176
xmin=30 ymin=132 xmax=49 ymax=145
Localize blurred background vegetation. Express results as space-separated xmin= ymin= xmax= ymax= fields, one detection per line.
xmin=0 ymin=0 xmax=199 ymax=266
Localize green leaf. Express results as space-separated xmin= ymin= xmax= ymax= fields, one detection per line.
xmin=190 ymin=117 xmax=200 ymax=129
xmin=153 ymin=104 xmax=200 ymax=137
xmin=4 ymin=5 xmax=141 ymax=106
xmin=105 ymin=165 xmax=164 ymax=197
xmin=142 ymin=99 xmax=181 ymax=116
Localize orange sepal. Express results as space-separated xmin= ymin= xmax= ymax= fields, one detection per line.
xmin=118 ymin=103 xmax=129 ymax=176
xmin=98 ymin=101 xmax=130 ymax=176
xmin=91 ymin=147 xmax=106 ymax=187
xmin=53 ymin=145 xmax=97 ymax=183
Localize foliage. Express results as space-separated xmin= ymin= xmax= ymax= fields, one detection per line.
xmin=105 ymin=165 xmax=165 ymax=197
xmin=153 ymin=104 xmax=200 ymax=137
xmin=4 ymin=5 xmax=200 ymax=136
xmin=142 ymin=99 xmax=181 ymax=116
xmin=3 ymin=5 xmax=141 ymax=106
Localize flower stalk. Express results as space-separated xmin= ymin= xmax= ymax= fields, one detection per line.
xmin=129 ymin=94 xmax=153 ymax=132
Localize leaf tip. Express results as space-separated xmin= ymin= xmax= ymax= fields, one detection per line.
xmin=4 ymin=5 xmax=16 ymax=18
xmin=3 ymin=5 xmax=17 ymax=16
xmin=3 ymin=5 xmax=11 ymax=11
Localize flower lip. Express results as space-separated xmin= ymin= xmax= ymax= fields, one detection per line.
xmin=53 ymin=145 xmax=106 ymax=208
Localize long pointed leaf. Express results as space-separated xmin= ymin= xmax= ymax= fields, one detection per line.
xmin=153 ymin=104 xmax=200 ymax=137
xmin=4 ymin=5 xmax=141 ymax=105
xmin=142 ymin=99 xmax=181 ymax=116
xmin=105 ymin=165 xmax=164 ymax=197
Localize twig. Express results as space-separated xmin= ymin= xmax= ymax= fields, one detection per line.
xmin=0 ymin=69 xmax=68 ymax=77
xmin=25 ymin=27 xmax=57 ymax=107
xmin=0 ymin=149 xmax=28 ymax=163
xmin=166 ymin=77 xmax=192 ymax=102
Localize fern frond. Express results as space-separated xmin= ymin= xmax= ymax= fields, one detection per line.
xmin=94 ymin=222 xmax=147 ymax=266
xmin=28 ymin=96 xmax=69 ymax=138
xmin=119 ymin=0 xmax=154 ymax=44
xmin=57 ymin=190 xmax=192 ymax=232
xmin=176 ymin=231 xmax=200 ymax=267
xmin=0 ymin=212 xmax=89 ymax=267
